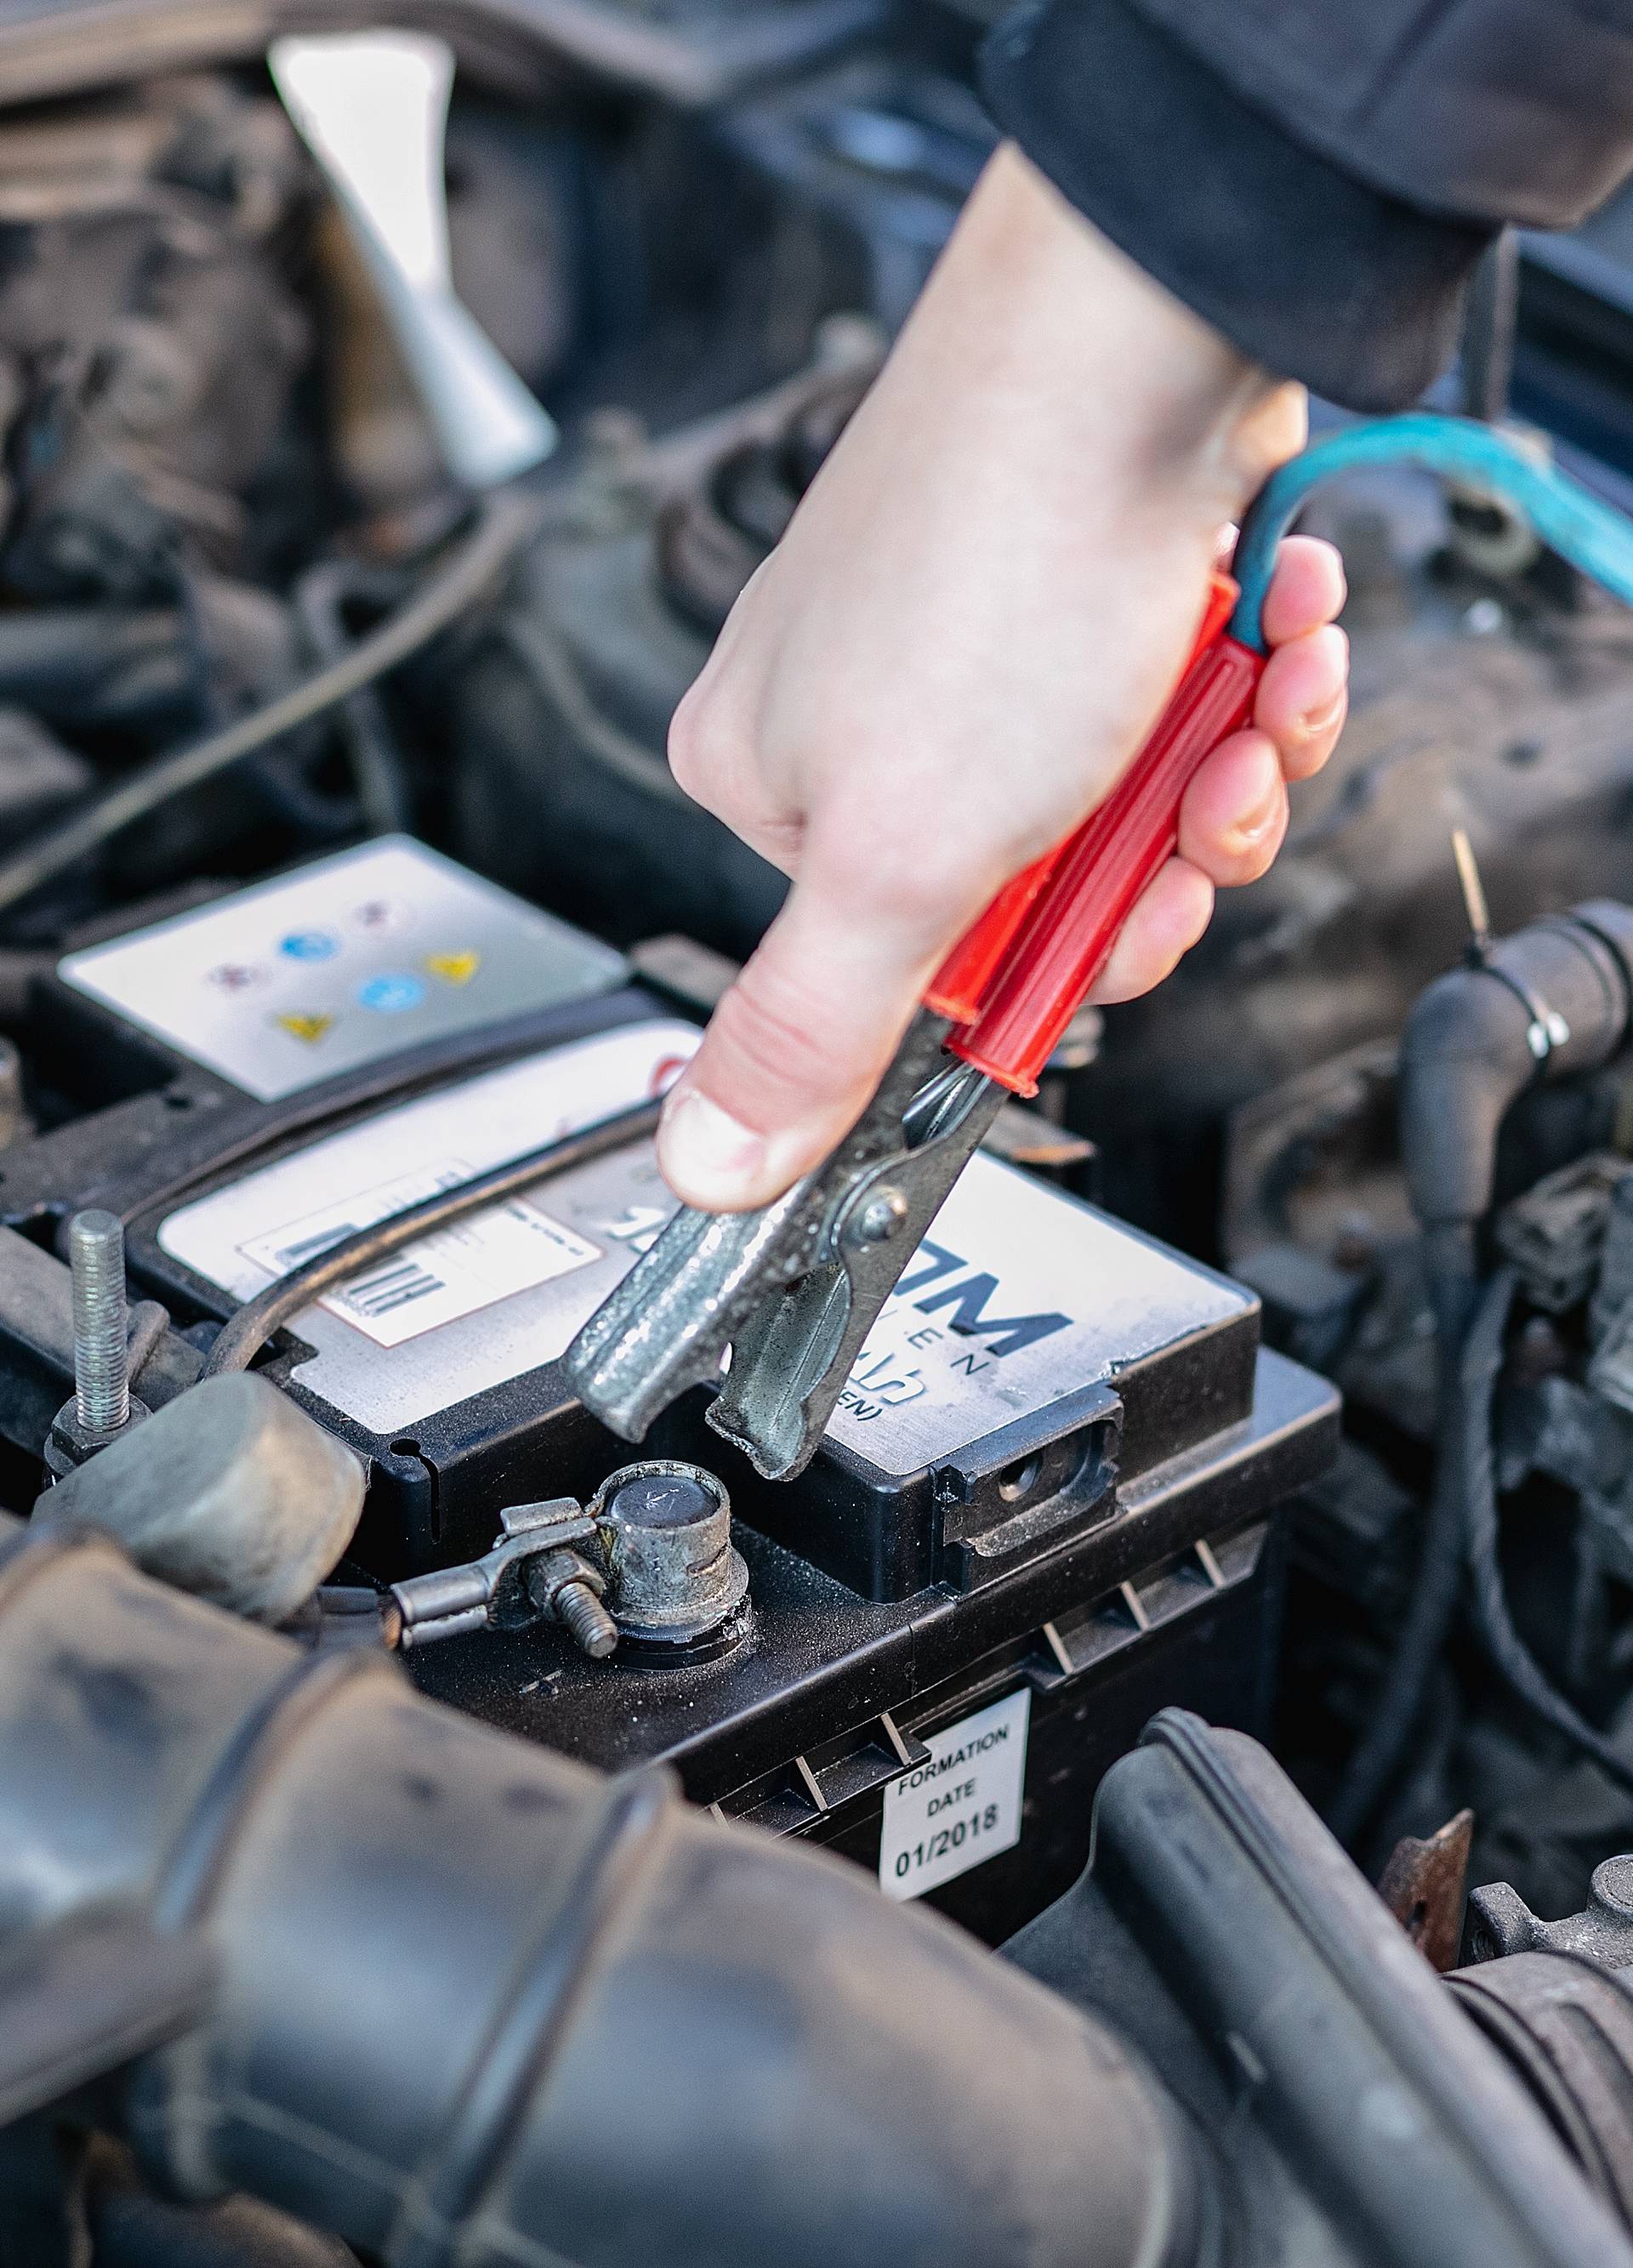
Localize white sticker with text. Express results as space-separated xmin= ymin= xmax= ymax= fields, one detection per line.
xmin=878 ymin=1689 xmax=1030 ymax=1901
xmin=239 ymin=1162 xmax=601 ymax=1349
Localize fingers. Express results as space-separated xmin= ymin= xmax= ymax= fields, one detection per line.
xmin=1088 ymin=858 xmax=1215 ymax=1004
xmin=1259 ymin=533 xmax=1346 ymax=645
xmin=1176 ymin=729 xmax=1288 ymax=885
xmin=656 ymin=838 xmax=959 ymax=1212
xmin=1255 ymin=622 xmax=1348 ymax=781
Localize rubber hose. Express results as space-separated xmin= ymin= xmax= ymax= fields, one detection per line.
xmin=1329 ymin=906 xmax=1633 ymax=1844
xmin=0 ymin=1518 xmax=1203 ymax=2268
xmin=1326 ymin=1231 xmax=1477 ymax=1845
xmin=1459 ymin=1269 xmax=1633 ymax=1798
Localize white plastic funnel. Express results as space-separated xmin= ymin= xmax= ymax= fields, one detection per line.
xmin=270 ymin=30 xmax=557 ymax=489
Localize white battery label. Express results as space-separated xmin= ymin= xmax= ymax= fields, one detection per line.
xmin=241 ymin=1163 xmax=601 ymax=1350
xmin=158 ymin=1020 xmax=699 ymax=1430
xmin=878 ymin=1689 xmax=1030 ymax=1901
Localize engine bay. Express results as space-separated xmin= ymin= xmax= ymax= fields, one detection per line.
xmin=8 ymin=7 xmax=1633 ymax=2266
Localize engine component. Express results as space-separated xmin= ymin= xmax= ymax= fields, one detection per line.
xmin=0 ymin=838 xmax=1334 ymax=1941
xmin=270 ymin=31 xmax=556 ymax=492
xmin=42 ymin=1204 xmax=146 ymax=1480
xmin=0 ymin=1513 xmax=1192 ymax=2268
xmin=1286 ymin=897 xmax=1633 ymax=1841
xmin=0 ymin=492 xmax=551 ymax=928
xmin=1012 ymin=1709 xmax=1633 ymax=2268
xmin=0 ymin=73 xmax=314 ymax=601
xmin=1 ymin=1515 xmax=1626 ymax=2268
xmin=37 ymin=1371 xmax=364 ymax=1623
xmin=1397 ymin=900 xmax=1633 ymax=1255
xmin=588 ymin=1458 xmax=749 ymax=1651
xmin=526 ymin=1543 xmax=619 ymax=1657
xmin=389 ymin=1494 xmax=606 ymax=1651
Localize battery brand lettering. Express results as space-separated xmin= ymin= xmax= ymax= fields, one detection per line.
xmin=893 ymin=1238 xmax=1069 ymax=1359
xmin=894 ymin=1721 xmax=1010 ymax=1793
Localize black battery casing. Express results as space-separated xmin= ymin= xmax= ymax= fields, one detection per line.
xmin=0 ymin=858 xmax=1340 ymax=1943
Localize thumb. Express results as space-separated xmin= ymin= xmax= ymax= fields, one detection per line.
xmin=656 ymin=845 xmax=964 ymax=1213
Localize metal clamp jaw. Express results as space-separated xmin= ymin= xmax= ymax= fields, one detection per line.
xmin=565 ymin=1013 xmax=1004 ymax=1481
xmin=390 ymin=1498 xmax=605 ymax=1650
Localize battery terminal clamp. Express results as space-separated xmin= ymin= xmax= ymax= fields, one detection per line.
xmin=389 ymin=1458 xmax=749 ymax=1661
xmin=390 ymin=1498 xmax=606 ymax=1652
xmin=567 ymin=412 xmax=1633 ymax=1482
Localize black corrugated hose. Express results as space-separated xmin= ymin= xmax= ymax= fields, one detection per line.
xmin=0 ymin=1515 xmax=1200 ymax=2268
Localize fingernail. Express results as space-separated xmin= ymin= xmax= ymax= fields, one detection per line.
xmin=1296 ymin=686 xmax=1346 ymax=741
xmin=657 ymin=1089 xmax=769 ymax=1209
xmin=1230 ymin=777 xmax=1283 ymax=850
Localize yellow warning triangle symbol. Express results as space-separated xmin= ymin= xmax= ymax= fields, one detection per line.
xmin=276 ymin=1011 xmax=334 ymax=1043
xmin=424 ymin=949 xmax=481 ymax=986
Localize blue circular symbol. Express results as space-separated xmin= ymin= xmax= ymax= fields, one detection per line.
xmin=279 ymin=929 xmax=339 ymax=963
xmin=356 ymin=973 xmax=425 ymax=1015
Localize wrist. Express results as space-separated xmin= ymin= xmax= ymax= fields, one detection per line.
xmin=938 ymin=144 xmax=1305 ymax=515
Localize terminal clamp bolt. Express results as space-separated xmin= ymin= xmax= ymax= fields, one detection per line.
xmin=528 ymin=1549 xmax=618 ymax=1661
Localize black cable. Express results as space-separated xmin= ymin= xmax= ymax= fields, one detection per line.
xmin=0 ymin=490 xmax=543 ymax=922
xmin=1326 ymin=1226 xmax=1478 ymax=1845
xmin=1459 ymin=1265 xmax=1633 ymax=1801
xmin=492 ymin=612 xmax=692 ymax=807
xmin=292 ymin=557 xmax=413 ymax=835
xmin=199 ymin=1101 xmax=660 ymax=1379
xmin=173 ymin=553 xmax=359 ymax=843
xmin=67 ymin=999 xmax=656 ymax=1236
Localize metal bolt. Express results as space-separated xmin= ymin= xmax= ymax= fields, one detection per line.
xmin=69 ymin=1209 xmax=130 ymax=1436
xmin=853 ymin=1187 xmax=909 ymax=1245
xmin=555 ymin=1579 xmax=619 ymax=1660
xmin=527 ymin=1549 xmax=618 ymax=1661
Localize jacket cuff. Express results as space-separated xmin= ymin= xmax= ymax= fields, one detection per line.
xmin=979 ymin=0 xmax=1493 ymax=412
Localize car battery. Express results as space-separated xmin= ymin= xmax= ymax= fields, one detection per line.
xmin=0 ymin=838 xmax=1338 ymax=1942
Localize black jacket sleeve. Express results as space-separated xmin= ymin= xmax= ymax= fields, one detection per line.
xmin=980 ymin=0 xmax=1633 ymax=411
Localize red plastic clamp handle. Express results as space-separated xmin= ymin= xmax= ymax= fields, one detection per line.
xmin=925 ymin=573 xmax=1265 ymax=1095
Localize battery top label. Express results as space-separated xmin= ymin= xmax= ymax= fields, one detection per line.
xmin=159 ymin=1020 xmax=700 ymax=1433
xmin=59 ymin=836 xmax=626 ymax=1101
xmin=160 ymin=1017 xmax=1251 ymax=1461
xmin=822 ymin=1154 xmax=1249 ymax=1473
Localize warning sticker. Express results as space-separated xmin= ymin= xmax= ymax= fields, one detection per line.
xmin=878 ymin=1689 xmax=1030 ymax=1901
xmin=59 ymin=837 xmax=624 ymax=1100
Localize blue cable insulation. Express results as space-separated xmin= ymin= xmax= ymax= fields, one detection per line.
xmin=1228 ymin=411 xmax=1633 ymax=653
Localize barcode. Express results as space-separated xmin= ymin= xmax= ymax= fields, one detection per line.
xmin=338 ymin=1256 xmax=445 ymax=1319
xmin=273 ymin=1222 xmax=361 ymax=1270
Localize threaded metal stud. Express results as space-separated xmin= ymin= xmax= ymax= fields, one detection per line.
xmin=69 ymin=1208 xmax=130 ymax=1436
xmin=555 ymin=1579 xmax=618 ymax=1661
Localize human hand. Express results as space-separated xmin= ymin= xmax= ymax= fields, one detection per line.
xmin=657 ymin=145 xmax=1347 ymax=1213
